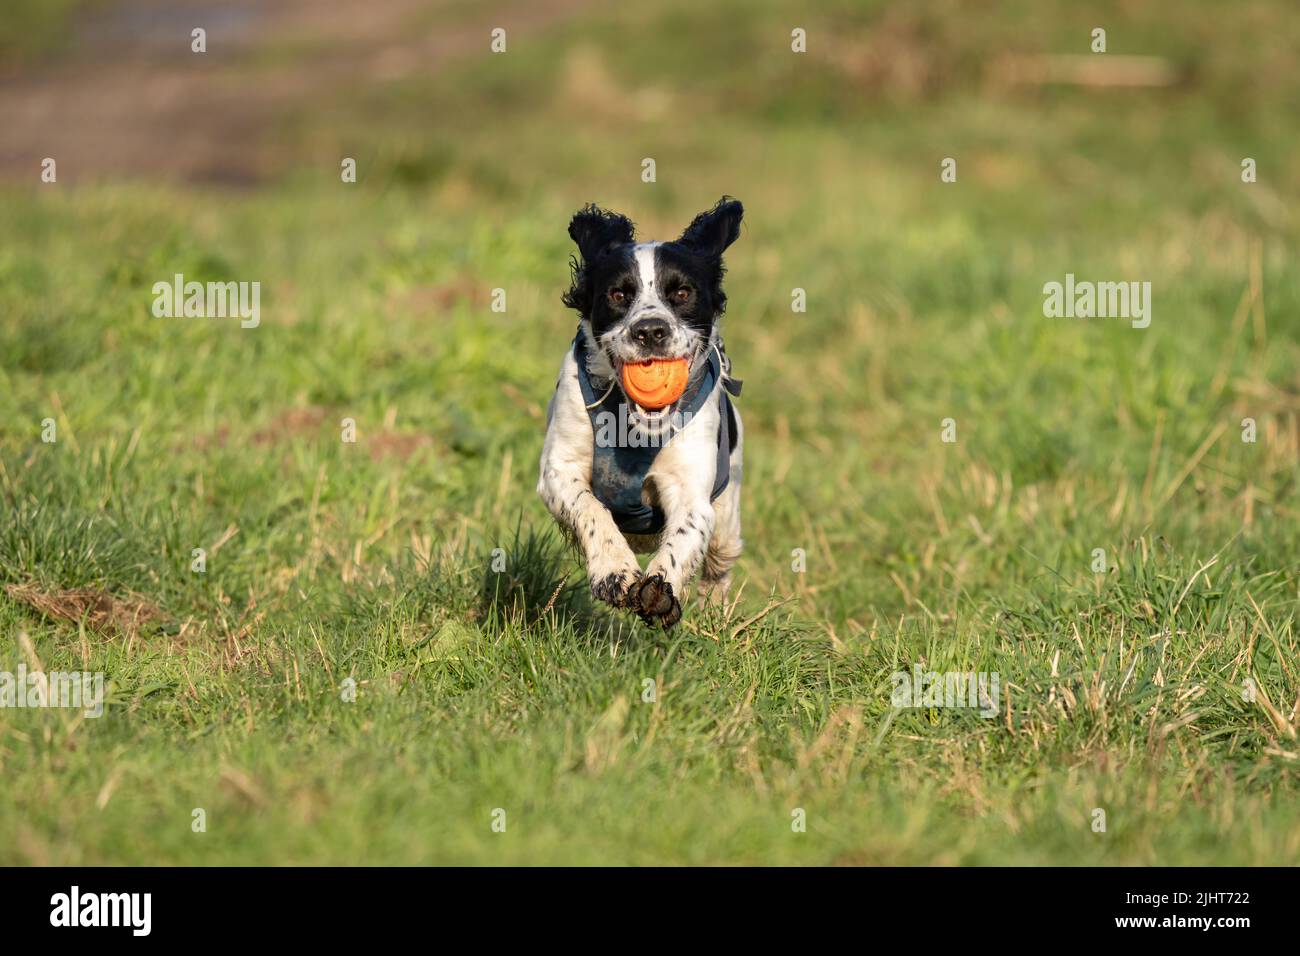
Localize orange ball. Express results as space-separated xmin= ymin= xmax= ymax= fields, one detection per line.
xmin=621 ymin=358 xmax=690 ymax=410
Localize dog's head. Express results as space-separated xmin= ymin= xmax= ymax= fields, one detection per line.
xmin=562 ymin=197 xmax=744 ymax=401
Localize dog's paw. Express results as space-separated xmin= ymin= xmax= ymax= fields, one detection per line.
xmin=632 ymin=574 xmax=682 ymax=629
xmin=591 ymin=568 xmax=638 ymax=608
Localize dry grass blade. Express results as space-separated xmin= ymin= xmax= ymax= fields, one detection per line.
xmin=1253 ymin=677 xmax=1298 ymax=741
xmin=730 ymin=595 xmax=798 ymax=643
xmin=5 ymin=582 xmax=164 ymax=638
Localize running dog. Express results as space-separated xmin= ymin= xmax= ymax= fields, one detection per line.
xmin=537 ymin=198 xmax=745 ymax=629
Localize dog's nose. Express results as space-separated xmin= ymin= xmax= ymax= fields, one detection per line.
xmin=630 ymin=317 xmax=671 ymax=347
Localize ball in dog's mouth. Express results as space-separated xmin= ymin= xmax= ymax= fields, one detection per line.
xmin=621 ymin=357 xmax=690 ymax=412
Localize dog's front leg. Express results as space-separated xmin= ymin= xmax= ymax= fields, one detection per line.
xmin=538 ymin=351 xmax=642 ymax=608
xmin=634 ymin=484 xmax=714 ymax=629
xmin=633 ymin=408 xmax=721 ymax=628
xmin=539 ymin=458 xmax=641 ymax=608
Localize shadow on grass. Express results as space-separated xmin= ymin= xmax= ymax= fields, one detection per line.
xmin=475 ymin=523 xmax=642 ymax=646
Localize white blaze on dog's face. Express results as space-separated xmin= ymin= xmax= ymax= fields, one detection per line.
xmin=563 ymin=198 xmax=744 ymax=416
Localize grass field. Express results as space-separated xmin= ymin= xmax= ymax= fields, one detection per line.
xmin=0 ymin=0 xmax=1297 ymax=864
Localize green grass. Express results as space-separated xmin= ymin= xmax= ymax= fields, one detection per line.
xmin=0 ymin=0 xmax=105 ymax=61
xmin=0 ymin=0 xmax=1297 ymax=864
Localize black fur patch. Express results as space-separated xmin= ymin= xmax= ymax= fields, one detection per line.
xmin=562 ymin=197 xmax=744 ymax=346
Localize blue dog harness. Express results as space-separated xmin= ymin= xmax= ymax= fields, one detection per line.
xmin=573 ymin=332 xmax=741 ymax=535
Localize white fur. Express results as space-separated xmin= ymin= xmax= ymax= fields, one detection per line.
xmin=630 ymin=243 xmax=668 ymax=317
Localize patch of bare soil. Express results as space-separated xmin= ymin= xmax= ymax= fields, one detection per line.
xmin=0 ymin=0 xmax=596 ymax=184
xmin=196 ymin=404 xmax=432 ymax=461
xmin=5 ymin=581 xmax=165 ymax=637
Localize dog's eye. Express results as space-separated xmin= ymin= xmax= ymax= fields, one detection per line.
xmin=608 ymin=288 xmax=627 ymax=304
xmin=673 ymin=287 xmax=692 ymax=302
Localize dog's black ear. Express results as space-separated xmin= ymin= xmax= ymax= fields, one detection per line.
xmin=677 ymin=197 xmax=743 ymax=258
xmin=568 ymin=204 xmax=635 ymax=263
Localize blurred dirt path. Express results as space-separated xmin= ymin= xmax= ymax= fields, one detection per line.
xmin=0 ymin=0 xmax=593 ymax=185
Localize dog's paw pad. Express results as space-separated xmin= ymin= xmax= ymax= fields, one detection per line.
xmin=633 ymin=574 xmax=681 ymax=629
